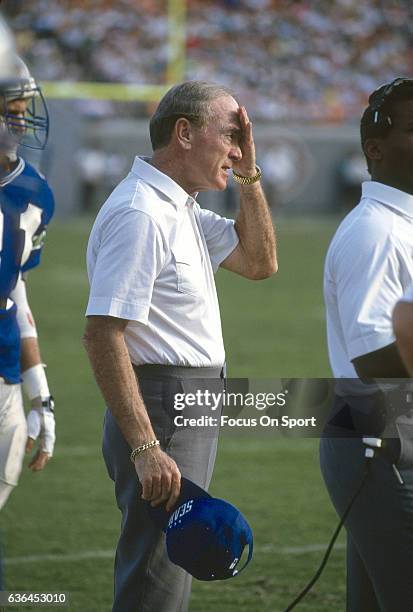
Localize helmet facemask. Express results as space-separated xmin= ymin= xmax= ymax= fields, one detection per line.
xmin=3 ymin=76 xmax=49 ymax=150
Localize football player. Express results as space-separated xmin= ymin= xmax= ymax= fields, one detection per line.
xmin=0 ymin=51 xmax=55 ymax=512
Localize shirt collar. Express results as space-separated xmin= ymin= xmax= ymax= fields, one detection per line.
xmin=131 ymin=156 xmax=194 ymax=209
xmin=362 ymin=180 xmax=413 ymax=219
xmin=0 ymin=157 xmax=25 ymax=187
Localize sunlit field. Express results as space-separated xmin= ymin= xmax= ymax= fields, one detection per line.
xmin=2 ymin=216 xmax=347 ymax=612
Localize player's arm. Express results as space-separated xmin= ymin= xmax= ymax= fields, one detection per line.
xmin=393 ymin=298 xmax=413 ymax=376
xmin=83 ymin=315 xmax=181 ymax=512
xmin=10 ymin=275 xmax=55 ymax=471
xmin=220 ymin=107 xmax=277 ymax=280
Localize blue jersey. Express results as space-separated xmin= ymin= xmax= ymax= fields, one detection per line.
xmin=0 ymin=158 xmax=55 ymax=383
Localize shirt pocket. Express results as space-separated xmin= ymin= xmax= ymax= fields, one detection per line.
xmin=172 ymin=247 xmax=201 ymax=296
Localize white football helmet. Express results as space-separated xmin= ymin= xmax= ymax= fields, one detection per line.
xmin=1 ymin=56 xmax=49 ymax=151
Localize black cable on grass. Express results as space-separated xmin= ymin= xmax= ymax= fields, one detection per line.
xmin=282 ymin=465 xmax=370 ymax=611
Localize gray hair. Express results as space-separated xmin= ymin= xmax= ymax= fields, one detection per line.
xmin=149 ymin=81 xmax=236 ymax=150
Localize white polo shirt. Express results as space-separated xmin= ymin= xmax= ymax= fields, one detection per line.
xmin=324 ymin=181 xmax=413 ymax=382
xmin=86 ymin=156 xmax=239 ymax=367
xmin=400 ymin=284 xmax=413 ymax=303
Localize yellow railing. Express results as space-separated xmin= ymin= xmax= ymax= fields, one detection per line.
xmin=42 ymin=0 xmax=186 ymax=101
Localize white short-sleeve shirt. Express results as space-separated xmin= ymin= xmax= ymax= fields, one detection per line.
xmin=86 ymin=156 xmax=239 ymax=367
xmin=324 ymin=181 xmax=413 ymax=379
xmin=400 ymin=284 xmax=413 ymax=303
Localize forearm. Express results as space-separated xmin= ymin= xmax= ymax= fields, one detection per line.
xmin=20 ymin=335 xmax=51 ymax=403
xmin=20 ymin=329 xmax=55 ymax=466
xmin=83 ymin=323 xmax=156 ymax=449
xmin=21 ymin=337 xmax=42 ymax=372
xmin=235 ymin=181 xmax=277 ymax=278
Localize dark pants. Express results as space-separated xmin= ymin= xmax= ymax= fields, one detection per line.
xmin=320 ymin=429 xmax=413 ymax=611
xmin=102 ymin=365 xmax=224 ymax=612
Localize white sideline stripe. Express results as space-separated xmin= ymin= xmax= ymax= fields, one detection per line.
xmin=6 ymin=550 xmax=114 ymax=565
xmin=259 ymin=543 xmax=346 ymax=554
xmin=6 ymin=543 xmax=346 ymax=565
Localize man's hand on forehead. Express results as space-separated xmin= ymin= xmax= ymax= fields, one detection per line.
xmin=233 ymin=105 xmax=256 ymax=177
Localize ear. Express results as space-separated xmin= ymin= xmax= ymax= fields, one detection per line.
xmin=174 ymin=117 xmax=194 ymax=150
xmin=363 ymin=137 xmax=384 ymax=165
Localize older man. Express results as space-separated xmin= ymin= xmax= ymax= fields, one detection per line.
xmin=84 ymin=81 xmax=276 ymax=611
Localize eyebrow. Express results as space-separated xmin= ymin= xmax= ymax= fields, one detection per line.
xmin=220 ymin=124 xmax=241 ymax=133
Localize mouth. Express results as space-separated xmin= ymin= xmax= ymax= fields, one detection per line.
xmin=221 ymin=166 xmax=231 ymax=174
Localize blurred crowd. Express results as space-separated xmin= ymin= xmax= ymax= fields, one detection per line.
xmin=4 ymin=0 xmax=413 ymax=122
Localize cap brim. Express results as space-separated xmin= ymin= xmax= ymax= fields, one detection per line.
xmin=146 ymin=477 xmax=212 ymax=531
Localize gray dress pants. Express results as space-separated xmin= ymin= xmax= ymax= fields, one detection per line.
xmin=320 ymin=432 xmax=413 ymax=611
xmin=102 ymin=365 xmax=224 ymax=612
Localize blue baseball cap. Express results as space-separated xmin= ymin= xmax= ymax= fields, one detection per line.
xmin=146 ymin=477 xmax=253 ymax=581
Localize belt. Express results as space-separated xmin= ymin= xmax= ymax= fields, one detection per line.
xmin=132 ymin=363 xmax=226 ymax=380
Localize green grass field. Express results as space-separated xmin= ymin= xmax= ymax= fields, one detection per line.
xmin=1 ymin=215 xmax=348 ymax=612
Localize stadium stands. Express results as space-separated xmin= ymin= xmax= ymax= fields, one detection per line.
xmin=5 ymin=0 xmax=413 ymax=121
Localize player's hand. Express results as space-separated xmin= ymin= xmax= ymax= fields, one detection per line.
xmin=233 ymin=106 xmax=256 ymax=178
xmin=25 ymin=396 xmax=56 ymax=471
xmin=134 ymin=446 xmax=181 ymax=512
